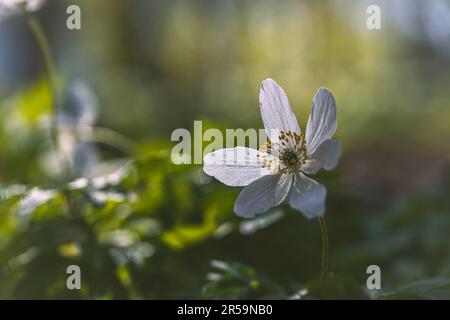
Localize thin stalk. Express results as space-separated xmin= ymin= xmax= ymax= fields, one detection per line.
xmin=77 ymin=126 xmax=138 ymax=155
xmin=319 ymin=216 xmax=329 ymax=298
xmin=27 ymin=14 xmax=68 ymax=180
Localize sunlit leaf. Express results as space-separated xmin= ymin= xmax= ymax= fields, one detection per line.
xmin=202 ymin=260 xmax=285 ymax=299
xmin=379 ymin=278 xmax=450 ymax=300
xmin=18 ymin=188 xmax=57 ymax=216
xmin=239 ymin=210 xmax=284 ymax=235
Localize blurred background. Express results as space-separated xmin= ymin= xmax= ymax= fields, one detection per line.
xmin=0 ymin=0 xmax=450 ymax=299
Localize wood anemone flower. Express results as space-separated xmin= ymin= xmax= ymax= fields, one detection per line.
xmin=203 ymin=78 xmax=341 ymax=219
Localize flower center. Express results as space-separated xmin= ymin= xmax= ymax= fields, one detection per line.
xmin=280 ymin=149 xmax=302 ymax=172
xmin=258 ymin=130 xmax=308 ymax=174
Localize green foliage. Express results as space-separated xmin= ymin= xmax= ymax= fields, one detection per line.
xmin=203 ymin=260 xmax=286 ymax=299
xmin=1 ymin=108 xmax=450 ymax=299
xmin=379 ymin=278 xmax=450 ymax=300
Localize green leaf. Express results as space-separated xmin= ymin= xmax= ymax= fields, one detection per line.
xmin=202 ymin=260 xmax=285 ymax=299
xmin=379 ymin=278 xmax=450 ymax=300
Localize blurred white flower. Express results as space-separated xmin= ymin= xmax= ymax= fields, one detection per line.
xmin=59 ymin=81 xmax=98 ymax=129
xmin=59 ymin=81 xmax=99 ymax=178
xmin=41 ymin=80 xmax=100 ymax=178
xmin=0 ymin=0 xmax=46 ymax=20
xmin=203 ymin=79 xmax=341 ymax=219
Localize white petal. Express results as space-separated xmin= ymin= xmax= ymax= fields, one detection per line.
xmin=259 ymin=79 xmax=301 ymax=141
xmin=234 ymin=173 xmax=292 ymax=218
xmin=305 ymin=87 xmax=337 ymax=154
xmin=203 ymin=147 xmax=272 ymax=187
xmin=301 ymin=139 xmax=341 ymax=174
xmin=289 ymin=173 xmax=326 ymax=219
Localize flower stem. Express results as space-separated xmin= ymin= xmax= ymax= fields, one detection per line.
xmin=27 ymin=14 xmax=67 ymax=180
xmin=319 ymin=216 xmax=329 ymax=298
xmin=77 ymin=126 xmax=138 ymax=155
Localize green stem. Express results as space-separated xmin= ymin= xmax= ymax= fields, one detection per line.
xmin=77 ymin=126 xmax=138 ymax=155
xmin=27 ymin=14 xmax=68 ymax=180
xmin=319 ymin=216 xmax=329 ymax=298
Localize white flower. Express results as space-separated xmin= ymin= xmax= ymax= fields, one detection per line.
xmin=41 ymin=81 xmax=100 ymax=178
xmin=0 ymin=0 xmax=46 ymax=20
xmin=59 ymin=80 xmax=98 ymax=129
xmin=203 ymin=78 xmax=341 ymax=219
